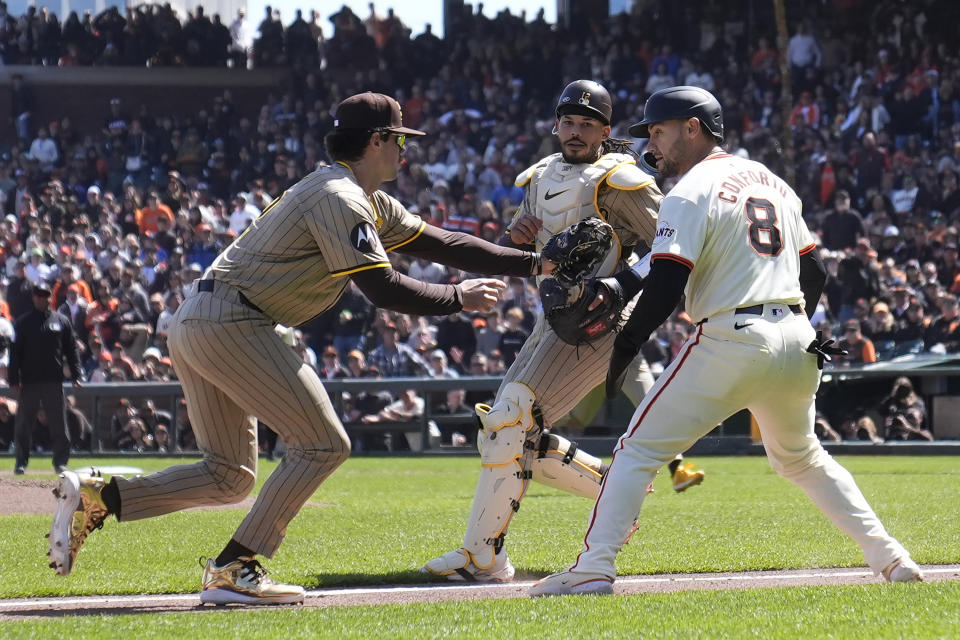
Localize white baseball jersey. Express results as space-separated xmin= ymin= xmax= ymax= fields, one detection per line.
xmin=648 ymin=151 xmax=816 ymax=321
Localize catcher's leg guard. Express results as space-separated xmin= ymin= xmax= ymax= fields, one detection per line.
xmin=531 ymin=432 xmax=607 ymax=499
xmin=429 ymin=382 xmax=538 ymax=575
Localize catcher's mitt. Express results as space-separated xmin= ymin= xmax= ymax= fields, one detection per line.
xmin=541 ymin=217 xmax=614 ymax=288
xmin=540 ymin=276 xmax=626 ymax=346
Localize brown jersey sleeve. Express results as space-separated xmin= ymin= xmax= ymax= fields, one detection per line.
xmin=350 ymin=266 xmax=462 ymax=315
xmin=306 ymin=190 xmax=391 ymax=276
xmin=398 ymin=224 xmax=538 ymax=276
xmin=599 ymin=180 xmax=662 ymax=247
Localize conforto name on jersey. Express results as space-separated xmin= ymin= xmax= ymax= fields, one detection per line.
xmin=718 ymin=168 xmax=789 ymax=203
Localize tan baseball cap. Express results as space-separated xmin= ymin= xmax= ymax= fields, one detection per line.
xmin=333 ymin=92 xmax=426 ymax=136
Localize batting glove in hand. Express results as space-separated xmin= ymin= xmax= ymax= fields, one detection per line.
xmin=805 ymin=331 xmax=848 ymax=369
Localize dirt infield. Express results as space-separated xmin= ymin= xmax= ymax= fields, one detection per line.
xmin=2 ymin=565 xmax=959 ymax=620
xmin=0 ymin=475 xmax=330 ymax=515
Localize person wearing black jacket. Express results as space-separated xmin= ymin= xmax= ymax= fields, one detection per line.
xmin=9 ymin=282 xmax=83 ymax=474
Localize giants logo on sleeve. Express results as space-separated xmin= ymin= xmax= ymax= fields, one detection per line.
xmin=350 ymin=222 xmax=382 ymax=254
xmin=655 ymin=226 xmax=676 ymax=238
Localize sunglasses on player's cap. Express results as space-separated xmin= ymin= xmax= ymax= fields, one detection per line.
xmin=333 ymin=92 xmax=426 ymax=138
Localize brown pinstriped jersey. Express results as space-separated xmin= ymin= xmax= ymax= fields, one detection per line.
xmin=208 ymin=162 xmax=423 ymax=326
xmin=596 ymin=181 xmax=661 ymax=250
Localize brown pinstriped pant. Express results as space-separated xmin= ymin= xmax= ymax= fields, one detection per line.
xmin=113 ymin=282 xmax=350 ymax=557
xmin=499 ymin=313 xmax=653 ymax=425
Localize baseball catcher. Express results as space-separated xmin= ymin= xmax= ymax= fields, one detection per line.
xmin=422 ymin=80 xmax=704 ymax=584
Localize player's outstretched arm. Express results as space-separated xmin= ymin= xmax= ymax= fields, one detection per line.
xmin=397 ymin=223 xmax=550 ymax=277
xmin=351 ymin=266 xmax=510 ymax=316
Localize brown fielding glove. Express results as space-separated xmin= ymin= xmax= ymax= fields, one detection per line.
xmin=540 ymin=276 xmax=626 ymax=346
xmin=541 ymin=217 xmax=615 ymax=289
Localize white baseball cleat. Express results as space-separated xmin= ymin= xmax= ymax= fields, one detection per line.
xmin=882 ymin=557 xmax=923 ymax=583
xmin=421 ymin=548 xmax=516 ymax=582
xmin=529 ymin=570 xmax=614 ymax=596
xmin=48 ymin=468 xmax=109 ymax=576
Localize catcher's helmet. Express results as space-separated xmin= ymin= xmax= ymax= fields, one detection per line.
xmin=556 ymin=80 xmax=612 ymax=125
xmin=628 ymin=85 xmax=724 ymax=142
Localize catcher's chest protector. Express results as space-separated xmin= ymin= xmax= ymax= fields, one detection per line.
xmin=527 ymin=153 xmax=634 ymax=279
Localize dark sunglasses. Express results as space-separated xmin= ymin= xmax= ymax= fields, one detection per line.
xmin=373 ymin=129 xmax=405 ymax=150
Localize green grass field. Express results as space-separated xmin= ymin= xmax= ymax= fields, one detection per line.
xmin=2 ymin=455 xmax=959 ymax=638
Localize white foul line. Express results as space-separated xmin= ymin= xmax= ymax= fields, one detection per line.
xmin=2 ymin=565 xmax=958 ymax=610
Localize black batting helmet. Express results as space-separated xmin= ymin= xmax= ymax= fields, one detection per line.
xmin=628 ymin=85 xmax=724 ymax=142
xmin=556 ymin=80 xmax=612 ymax=125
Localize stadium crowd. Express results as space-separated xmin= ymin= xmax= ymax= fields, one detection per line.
xmin=1 ymin=0 xmax=956 ymax=454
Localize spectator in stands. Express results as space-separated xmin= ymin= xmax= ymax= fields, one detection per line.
xmin=405 ymin=315 xmax=438 ymax=354
xmin=344 ymin=349 xmax=366 ymax=378
xmin=57 ymin=283 xmax=88 ymax=344
xmin=138 ymin=398 xmax=171 ymax=437
xmin=821 ymin=189 xmax=866 ymax=251
xmin=116 ymin=414 xmax=151 ymax=452
xmin=836 ymin=319 xmax=877 ymax=366
xmin=838 ymin=240 xmax=882 ymax=321
xmin=408 ymin=257 xmax=447 ymax=284
xmin=136 ymin=192 xmax=174 ymax=235
xmin=27 ymin=126 xmax=58 ymax=173
xmin=319 ymin=346 xmax=350 ymax=379
xmin=864 ymin=301 xmax=897 ymax=359
xmin=427 ymin=349 xmax=458 ymax=380
xmin=497 ymin=306 xmax=528 ymax=367
xmin=924 ymin=293 xmax=960 ymax=353
xmin=368 ymin=322 xmax=428 ymax=378
xmin=787 ymin=21 xmax=822 ymax=92
xmin=435 ymin=312 xmax=476 ymax=373
xmin=475 ymin=308 xmax=503 ymax=358
xmin=881 ymin=377 xmax=933 ymax=441
xmin=432 ymin=388 xmax=471 ymax=446
xmin=813 ymin=411 xmax=843 ymax=442
xmin=7 ymin=260 xmax=35 ymax=320
xmin=360 ymin=387 xmax=425 ymax=431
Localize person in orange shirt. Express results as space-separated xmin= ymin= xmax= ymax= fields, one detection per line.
xmin=837 ymin=319 xmax=877 ymax=365
xmin=136 ymin=192 xmax=175 ymax=235
xmin=51 ymin=266 xmax=94 ymax=308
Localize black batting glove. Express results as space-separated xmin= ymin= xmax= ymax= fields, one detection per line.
xmin=805 ymin=331 xmax=848 ymax=370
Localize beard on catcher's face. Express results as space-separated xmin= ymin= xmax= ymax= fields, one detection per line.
xmin=560 ymin=135 xmax=602 ymax=163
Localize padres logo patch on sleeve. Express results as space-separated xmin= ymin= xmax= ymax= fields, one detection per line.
xmin=350 ymin=222 xmax=382 ymax=254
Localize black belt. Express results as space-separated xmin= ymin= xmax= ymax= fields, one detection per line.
xmin=197 ymin=278 xmax=264 ymax=314
xmin=735 ymin=303 xmax=802 ymax=316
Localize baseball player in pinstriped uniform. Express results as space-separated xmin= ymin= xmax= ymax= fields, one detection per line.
xmin=531 ymin=86 xmax=922 ymax=596
xmin=424 ymin=81 xmax=702 ymax=584
xmin=48 ymin=92 xmax=557 ymax=605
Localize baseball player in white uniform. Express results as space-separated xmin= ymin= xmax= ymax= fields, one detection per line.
xmin=530 ymin=86 xmax=922 ymax=596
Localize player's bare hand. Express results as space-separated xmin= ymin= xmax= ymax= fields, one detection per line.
xmin=540 ymin=258 xmax=556 ymax=275
xmin=459 ymin=278 xmax=508 ymax=313
xmin=510 ymin=215 xmax=542 ymax=245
